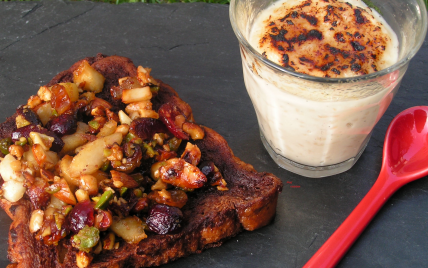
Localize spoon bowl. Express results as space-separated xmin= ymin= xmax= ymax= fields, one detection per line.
xmin=386 ymin=108 xmax=428 ymax=180
xmin=304 ymin=106 xmax=428 ymax=268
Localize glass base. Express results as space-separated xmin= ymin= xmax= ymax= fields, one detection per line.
xmin=260 ymin=132 xmax=370 ymax=178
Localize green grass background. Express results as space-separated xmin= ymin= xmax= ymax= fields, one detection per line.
xmin=82 ymin=0 xmax=428 ymax=6
xmin=1 ymin=0 xmax=427 ymax=7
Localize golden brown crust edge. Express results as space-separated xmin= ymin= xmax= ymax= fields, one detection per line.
xmin=0 ymin=55 xmax=283 ymax=267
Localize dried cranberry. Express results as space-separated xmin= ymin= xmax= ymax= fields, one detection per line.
xmin=11 ymin=124 xmax=64 ymax=152
xmin=129 ymin=118 xmax=168 ymax=141
xmin=16 ymin=106 xmax=41 ymax=125
xmin=146 ymin=204 xmax=183 ymax=234
xmin=158 ymin=103 xmax=189 ymax=140
xmin=46 ymin=114 xmax=77 ymax=137
xmin=66 ymin=200 xmax=95 ymax=234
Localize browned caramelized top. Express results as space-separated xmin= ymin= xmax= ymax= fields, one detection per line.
xmin=253 ymin=0 xmax=397 ymax=78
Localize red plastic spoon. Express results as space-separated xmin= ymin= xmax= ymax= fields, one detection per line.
xmin=304 ymin=106 xmax=428 ymax=268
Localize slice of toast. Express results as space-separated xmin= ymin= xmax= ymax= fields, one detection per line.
xmin=0 ymin=54 xmax=283 ymax=268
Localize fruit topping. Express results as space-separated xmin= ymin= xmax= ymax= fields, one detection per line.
xmin=16 ymin=106 xmax=40 ymax=127
xmin=11 ymin=124 xmax=64 ymax=153
xmin=129 ymin=118 xmax=168 ymax=141
xmin=159 ymin=103 xmax=190 ymax=140
xmin=0 ymin=62 xmax=227 ymax=268
xmin=67 ymin=200 xmax=95 ymax=234
xmin=146 ymin=204 xmax=183 ymax=235
xmin=46 ymin=114 xmax=78 ymax=137
xmin=110 ymin=216 xmax=147 ymax=243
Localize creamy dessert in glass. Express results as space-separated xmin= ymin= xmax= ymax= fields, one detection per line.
xmin=230 ymin=0 xmax=427 ymax=177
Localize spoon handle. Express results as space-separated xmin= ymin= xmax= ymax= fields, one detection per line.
xmin=303 ymin=173 xmax=397 ymax=268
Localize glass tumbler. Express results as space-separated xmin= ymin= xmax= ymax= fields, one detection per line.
xmin=229 ymin=0 xmax=427 ymax=178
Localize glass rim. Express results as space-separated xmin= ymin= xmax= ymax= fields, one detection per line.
xmin=229 ymin=0 xmax=428 ymax=84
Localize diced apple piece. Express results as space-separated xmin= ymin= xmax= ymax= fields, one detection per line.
xmin=76 ymin=122 xmax=90 ymax=134
xmin=73 ymin=60 xmax=105 ymax=93
xmin=2 ymin=179 xmax=26 ymax=202
xmin=97 ymin=120 xmax=117 ymax=138
xmin=35 ymin=102 xmax=53 ymax=126
xmin=61 ymin=133 xmax=88 ymax=155
xmin=0 ymin=154 xmax=25 ymax=183
xmin=68 ymin=133 xmax=123 ymax=178
xmin=110 ymin=216 xmax=147 ymax=244
xmin=58 ymin=155 xmax=80 ymax=187
xmin=121 ymin=87 xmax=152 ymax=104
xmin=23 ymin=149 xmax=38 ymax=169
xmin=48 ymin=195 xmax=67 ymax=210
xmin=59 ymin=83 xmax=79 ymax=102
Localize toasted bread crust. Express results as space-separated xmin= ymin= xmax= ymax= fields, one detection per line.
xmin=0 ymin=54 xmax=283 ymax=267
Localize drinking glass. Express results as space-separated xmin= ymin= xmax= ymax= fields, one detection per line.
xmin=230 ymin=0 xmax=428 ymax=177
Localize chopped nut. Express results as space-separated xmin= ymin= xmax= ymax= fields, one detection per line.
xmin=75 ymin=189 xmax=90 ymax=203
xmin=29 ymin=209 xmax=44 ymax=233
xmin=30 ymin=132 xmax=54 ymax=151
xmin=151 ymin=179 xmax=168 ymax=191
xmin=182 ymin=122 xmax=205 ymax=140
xmin=37 ymin=86 xmax=52 ymax=102
xmin=137 ymin=66 xmax=158 ymax=86
xmin=105 ymin=108 xmax=119 ymax=122
xmin=110 ymin=170 xmax=139 ymax=188
xmin=75 ymin=250 xmax=93 ymax=268
xmin=103 ymin=232 xmax=116 ymax=250
xmin=125 ymin=101 xmax=158 ymax=119
xmin=91 ymin=106 xmax=106 ymax=117
xmin=79 ymin=175 xmax=98 ymax=196
xmin=180 ymin=143 xmax=202 ymax=166
xmin=115 ymin=124 xmax=130 ymax=136
xmin=27 ymin=95 xmax=42 ymax=109
xmin=106 ymin=144 xmax=123 ymax=161
xmin=118 ymin=110 xmax=132 ymax=125
xmin=8 ymin=145 xmax=24 ymax=160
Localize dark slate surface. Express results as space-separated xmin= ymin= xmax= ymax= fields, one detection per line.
xmin=0 ymin=1 xmax=427 ymax=267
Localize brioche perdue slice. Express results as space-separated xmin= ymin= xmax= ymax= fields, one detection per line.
xmin=0 ymin=55 xmax=283 ymax=267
